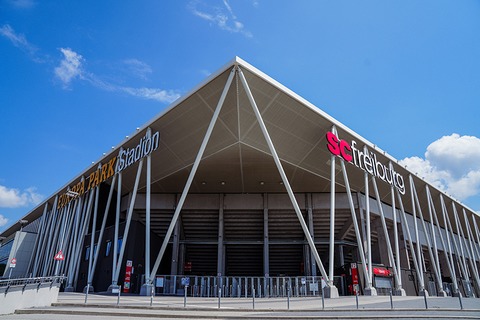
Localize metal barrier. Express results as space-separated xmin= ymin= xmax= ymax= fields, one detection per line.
xmin=154 ymin=275 xmax=341 ymax=298
xmin=0 ymin=276 xmax=65 ymax=294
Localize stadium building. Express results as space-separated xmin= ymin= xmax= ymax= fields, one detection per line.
xmin=1 ymin=57 xmax=479 ymax=298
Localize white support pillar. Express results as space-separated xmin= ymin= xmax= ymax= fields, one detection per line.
xmin=455 ymin=206 xmax=480 ymax=294
xmin=363 ymin=156 xmax=373 ymax=292
xmin=390 ymin=165 xmax=402 ymax=293
xmin=371 ymin=177 xmax=404 ymax=295
xmin=441 ymin=196 xmax=469 ymax=286
xmin=425 ymin=186 xmax=443 ymax=296
xmin=472 ymin=216 xmax=480 ymax=261
xmin=141 ymin=129 xmax=153 ymax=295
xmin=110 ymin=169 xmax=122 ymax=290
xmin=339 ymin=160 xmax=375 ymax=295
xmin=411 ymin=181 xmax=445 ymax=296
xmin=238 ymin=67 xmax=337 ymax=297
xmin=148 ymin=67 xmax=236 ymax=283
xmin=30 ymin=202 xmax=49 ymax=277
xmin=329 ymin=146 xmax=336 ymax=287
xmin=462 ymin=209 xmax=480 ymax=290
xmin=86 ymin=181 xmax=101 ymax=291
xmin=395 ymin=188 xmax=423 ymax=295
xmin=66 ymin=189 xmax=95 ymax=291
xmin=113 ymin=159 xmax=144 ymax=284
xmin=89 ymin=175 xmax=117 ymax=288
xmin=409 ymin=175 xmax=427 ymax=296
xmin=428 ymin=189 xmax=459 ymax=295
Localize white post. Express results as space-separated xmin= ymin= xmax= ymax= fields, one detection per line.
xmin=409 ymin=175 xmax=426 ymax=295
xmin=238 ymin=67 xmax=336 ymax=297
xmin=148 ymin=67 xmax=237 ymax=282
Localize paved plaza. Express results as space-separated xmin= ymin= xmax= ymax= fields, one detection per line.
xmin=1 ymin=292 xmax=479 ymax=319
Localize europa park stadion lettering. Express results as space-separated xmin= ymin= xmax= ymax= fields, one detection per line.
xmin=326 ymin=132 xmax=405 ymax=195
xmin=57 ymin=131 xmax=159 ymax=209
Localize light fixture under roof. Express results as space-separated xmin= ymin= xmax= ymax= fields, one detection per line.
xmin=220 ymin=181 xmax=226 ymax=185
xmin=260 ymin=181 xmax=265 ymax=185
xmin=201 ymin=181 xmax=206 ymax=185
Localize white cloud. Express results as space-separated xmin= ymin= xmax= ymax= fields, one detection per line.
xmin=399 ymin=134 xmax=480 ymax=201
xmin=188 ymin=0 xmax=253 ymax=38
xmin=54 ymin=48 xmax=84 ymax=88
xmin=0 ymin=24 xmax=42 ymax=61
xmin=0 ymin=214 xmax=7 ymax=227
xmin=8 ymin=0 xmax=36 ymax=9
xmin=123 ymin=59 xmax=152 ymax=80
xmin=120 ymin=87 xmax=180 ymax=103
xmin=54 ymin=49 xmax=179 ymax=102
xmin=0 ymin=185 xmax=43 ymax=208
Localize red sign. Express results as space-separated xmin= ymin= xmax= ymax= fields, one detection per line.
xmin=123 ymin=260 xmax=133 ymax=293
xmin=351 ymin=263 xmax=359 ymax=285
xmin=373 ymin=267 xmax=391 ymax=277
xmin=10 ymin=258 xmax=17 ymax=268
xmin=325 ymin=131 xmax=405 ymax=194
xmin=184 ymin=261 xmax=192 ymax=272
xmin=54 ymin=250 xmax=65 ymax=261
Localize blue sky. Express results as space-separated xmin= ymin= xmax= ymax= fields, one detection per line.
xmin=1 ymin=0 xmax=480 ymax=230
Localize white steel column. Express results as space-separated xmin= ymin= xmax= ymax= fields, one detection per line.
xmin=110 ymin=169 xmax=122 ymax=289
xmin=390 ymin=164 xmax=402 ymax=292
xmin=441 ymin=196 xmax=469 ymax=286
xmin=30 ymin=202 xmax=49 ymax=277
xmin=462 ymin=209 xmax=480 ymax=291
xmin=454 ymin=205 xmax=480 ymax=293
xmin=141 ymin=129 xmax=153 ymax=295
xmin=113 ymin=159 xmax=144 ymax=284
xmin=329 ymin=142 xmax=336 ymax=287
xmin=86 ymin=183 xmax=101 ymax=290
xmin=364 ymin=154 xmax=373 ymax=291
xmin=148 ymin=67 xmax=236 ymax=283
xmin=411 ymin=179 xmax=445 ymax=296
xmin=425 ymin=187 xmax=443 ymax=292
xmin=472 ymin=216 xmax=480 ymax=261
xmin=238 ymin=67 xmax=337 ymax=297
xmin=395 ymin=188 xmax=424 ymax=295
xmin=66 ymin=189 xmax=94 ymax=290
xmin=339 ymin=160 xmax=375 ymax=295
xmin=428 ymin=189 xmax=459 ymax=295
xmin=89 ymin=175 xmax=117 ymax=288
xmin=409 ymin=175 xmax=427 ymax=295
xmin=371 ymin=177 xmax=404 ymax=295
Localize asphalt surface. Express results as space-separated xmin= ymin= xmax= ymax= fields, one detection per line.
xmin=1 ymin=292 xmax=479 ymax=319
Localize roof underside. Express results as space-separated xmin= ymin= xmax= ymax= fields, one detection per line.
xmin=3 ymin=57 xmax=478 ymax=237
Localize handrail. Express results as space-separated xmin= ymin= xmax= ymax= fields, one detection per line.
xmin=0 ymin=275 xmax=66 ymax=290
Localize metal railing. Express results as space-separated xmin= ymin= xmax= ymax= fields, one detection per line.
xmin=153 ymin=275 xmax=347 ymax=298
xmin=0 ymin=276 xmax=65 ymax=294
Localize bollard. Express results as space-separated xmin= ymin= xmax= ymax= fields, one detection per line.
xmin=117 ymin=286 xmax=121 ymax=306
xmin=252 ymin=288 xmax=255 ymax=310
xmin=423 ymin=291 xmax=428 ymax=309
xmin=84 ymin=284 xmax=90 ymax=304
xmin=150 ymin=286 xmax=154 ymax=307
xmin=321 ymin=285 xmax=325 ymax=310
xmin=389 ymin=289 xmax=394 ymax=310
xmin=184 ymin=285 xmax=187 ymax=308
xmin=218 ymin=288 xmax=221 ymax=309
xmin=287 ymin=286 xmax=290 ymax=310
xmin=355 ymin=291 xmax=359 ymax=310
xmin=458 ymin=292 xmax=463 ymax=310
